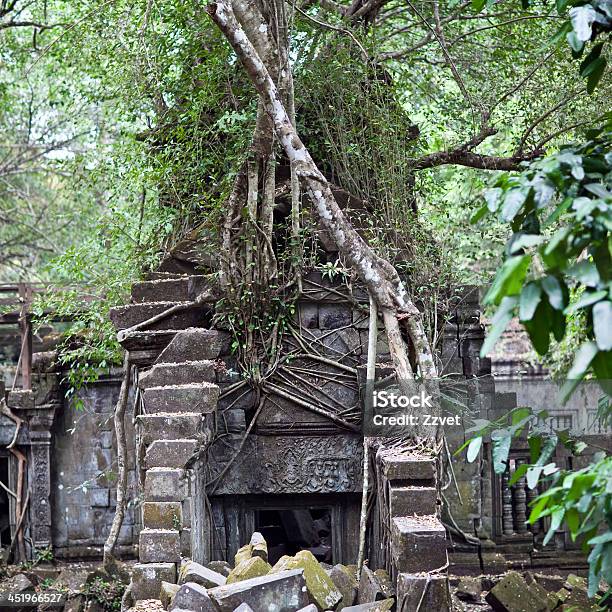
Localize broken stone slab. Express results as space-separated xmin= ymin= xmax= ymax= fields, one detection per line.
xmin=327 ymin=564 xmax=357 ymax=608
xmin=250 ymin=532 xmax=268 ymax=563
xmin=455 ymin=576 xmax=481 ymax=602
xmin=142 ymin=501 xmax=183 ymax=530
xmin=484 ymin=571 xmax=549 ymax=612
xmin=389 ymin=485 xmax=437 ymax=517
xmin=170 ymin=582 xmax=216 ymax=612
xmin=143 ymin=384 xmax=219 ymax=415
xmin=271 ymin=550 xmax=341 ymax=610
xmin=145 ymin=468 xmax=187 ymax=502
xmin=139 ymin=529 xmax=181 ymax=563
xmin=391 ymin=515 xmax=447 ymax=573
xmin=340 ymin=599 xmax=394 ymax=612
xmin=156 ymin=328 xmax=231 ymax=363
xmin=234 ymin=544 xmax=253 ymax=566
xmin=145 ymin=439 xmax=198 ymax=469
xmin=179 ymin=560 xmax=227 ymax=589
xmin=139 ymin=361 xmax=216 ymax=389
xmin=373 ymin=570 xmax=393 ymax=599
xmin=396 ymin=573 xmax=450 ymax=612
xmin=226 ymin=557 xmax=272 ymax=584
xmin=160 ymin=581 xmax=180 ymax=608
xmin=0 ymin=573 xmax=33 ymax=597
xmin=206 ymin=561 xmax=232 ymax=577
xmin=208 ymin=569 xmax=308 ymax=612
xmin=131 ymin=563 xmax=177 ymax=601
xmin=357 ymin=566 xmax=386 ymax=603
xmin=138 ymin=414 xmax=208 ymax=444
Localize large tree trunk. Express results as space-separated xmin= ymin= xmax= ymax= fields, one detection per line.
xmin=207 ymin=0 xmax=437 ymax=382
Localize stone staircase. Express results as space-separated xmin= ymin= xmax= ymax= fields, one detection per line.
xmin=378 ymin=451 xmax=450 ymax=609
xmin=110 ymin=275 xmax=227 ymax=603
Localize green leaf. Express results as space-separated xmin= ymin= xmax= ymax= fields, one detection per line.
xmin=567 ymin=261 xmax=601 ymax=287
xmin=526 ymin=466 xmax=543 ymax=489
xmin=509 ymin=463 xmax=529 ymax=486
xmin=569 ymin=5 xmax=597 ymax=41
xmin=509 ymin=233 xmax=543 ymax=255
xmin=470 ymin=203 xmax=489 ymax=224
xmin=586 ymin=57 xmax=607 ymax=94
xmin=484 ymin=255 xmax=531 ymax=305
xmin=544 ymin=196 xmax=573 ymax=227
xmin=566 ymin=508 xmax=580 ymax=539
xmin=565 ymin=289 xmax=607 ymax=314
xmin=524 ymin=298 xmax=551 ymax=355
xmin=561 ymin=341 xmax=600 ymax=401
xmin=579 ymin=42 xmax=604 ymax=76
xmin=481 ymin=296 xmax=518 ymax=357
xmin=542 ymin=275 xmax=566 ymax=310
xmin=501 ymin=188 xmax=529 ymax=222
xmin=519 ymin=282 xmax=542 ymax=321
xmin=467 ymin=436 xmax=483 ymax=463
xmin=593 ymin=300 xmax=612 ymax=350
xmin=543 ymin=507 xmax=565 ymax=545
xmin=529 ymin=495 xmax=550 ymax=523
xmin=529 ymin=434 xmax=543 ymax=464
xmin=492 ymin=434 xmax=512 ymax=474
xmin=471 ymin=0 xmax=486 ymax=10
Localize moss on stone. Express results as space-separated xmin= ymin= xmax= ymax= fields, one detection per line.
xmin=226 ymin=556 xmax=272 ymax=584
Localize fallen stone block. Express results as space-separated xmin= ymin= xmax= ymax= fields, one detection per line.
xmin=397 ymin=573 xmax=450 ymax=611
xmin=391 ymin=515 xmax=447 ymax=573
xmin=0 ymin=573 xmax=33 ymax=596
xmin=145 ymin=439 xmax=198 ymax=469
xmin=145 ymin=468 xmax=187 ymax=502
xmin=143 ymin=384 xmax=219 ymax=415
xmin=170 ymin=582 xmax=216 ymax=612
xmin=272 ymin=550 xmax=341 ymax=610
xmin=208 ymin=569 xmax=308 ymax=612
xmin=250 ymin=532 xmax=268 ymax=563
xmin=179 ymin=560 xmax=226 ymax=589
xmin=142 ymin=501 xmax=183 ymax=530
xmin=139 ymin=529 xmax=181 ymax=563
xmin=455 ymin=576 xmax=481 ymax=602
xmin=160 ymin=581 xmax=180 ymax=608
xmin=131 ymin=563 xmax=176 ymax=601
xmin=206 ymin=561 xmax=231 ymax=577
xmin=341 ymin=599 xmax=394 ymax=611
xmin=358 ymin=566 xmax=385 ymax=603
xmin=373 ymin=570 xmax=393 ymax=599
xmin=234 ymin=544 xmax=253 ymax=566
xmin=484 ymin=571 xmax=548 ymax=612
xmin=328 ymin=564 xmax=357 ymax=608
xmin=226 ymin=557 xmax=272 ymax=584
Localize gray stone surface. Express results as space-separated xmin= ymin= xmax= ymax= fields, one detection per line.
xmin=145 ymin=439 xmax=198 ymax=469
xmin=179 ymin=560 xmax=226 ymax=589
xmin=208 ymin=569 xmax=308 ymax=612
xmin=389 ymin=485 xmax=437 ymax=517
xmin=484 ymin=571 xmax=548 ymax=612
xmin=110 ymin=302 xmax=209 ymax=332
xmin=396 ymin=573 xmax=450 ymax=611
xmin=139 ymin=361 xmax=216 ymax=388
xmin=391 ymin=516 xmax=447 ymax=573
xmin=380 ymin=454 xmax=436 ymax=481
xmin=206 ymin=561 xmax=232 ymax=577
xmin=328 ymin=565 xmax=357 ymax=608
xmin=131 ymin=278 xmax=191 ymax=303
xmin=170 ymin=582 xmax=216 ymax=612
xmin=142 ymin=501 xmax=183 ymax=530
xmin=138 ymin=414 xmax=205 ymax=444
xmin=232 ymin=605 xmax=255 ymax=612
xmin=156 ymin=328 xmax=230 ymax=362
xmin=144 ymin=468 xmax=187 ymax=502
xmin=131 ymin=563 xmax=176 ymax=601
xmin=139 ymin=529 xmax=181 ymax=563
xmin=143 ymin=384 xmax=219 ymax=415
xmin=295 ymin=606 xmax=317 ymax=612
xmin=341 ymin=600 xmax=394 ymax=612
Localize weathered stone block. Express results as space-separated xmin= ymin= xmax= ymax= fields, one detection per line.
xmin=341 ymin=599 xmax=394 ymax=611
xmin=358 ymin=565 xmax=386 ymax=604
xmin=219 ymin=409 xmax=246 ymax=433
xmin=381 ymin=454 xmax=436 ymax=482
xmin=234 ymin=543 xmax=253 ymax=566
xmin=145 ymin=468 xmax=186 ymax=502
xmin=110 ymin=302 xmax=209 ymax=332
xmin=233 ymin=605 xmax=255 ymax=612
xmin=389 ymin=485 xmax=437 ymax=517
xmin=160 ymin=581 xmax=180 ymax=608
xmin=397 ymin=573 xmax=450 ymax=611
xmin=139 ymin=529 xmax=181 ymax=563
xmin=328 ymin=564 xmax=357 ymax=608
xmin=250 ymin=532 xmax=268 ymax=562
xmin=131 ymin=278 xmax=190 ymax=303
xmin=138 ymin=414 xmax=205 ymax=444
xmin=131 ymin=563 xmax=176 ymax=601
xmin=143 ymin=384 xmax=219 ymax=414
xmin=227 ymin=557 xmax=272 ymax=584
xmin=170 ymin=582 xmax=216 ymax=612
xmin=139 ymin=361 xmax=216 ymax=389
xmin=296 ymin=606 xmax=317 ymax=612
xmin=142 ymin=501 xmax=182 ymax=530
xmin=391 ymin=516 xmax=447 ymax=573
xmin=297 ymin=302 xmax=318 ymax=329
xmin=319 ymin=303 xmax=352 ymax=329
xmin=208 ymin=569 xmax=308 ymax=612
xmin=182 ymin=497 xmax=192 ymax=528
xmin=206 ymin=561 xmax=231 ymax=577
xmin=484 ymin=571 xmax=548 ymax=612
xmin=156 ymin=328 xmax=231 ymax=363
xmin=455 ymin=576 xmax=481 ymax=602
xmin=272 ymin=550 xmax=342 ymax=610
xmin=145 ymin=439 xmax=198 ymax=469
xmin=179 ymin=560 xmax=226 ymax=589
xmin=181 ymin=527 xmax=191 ymax=557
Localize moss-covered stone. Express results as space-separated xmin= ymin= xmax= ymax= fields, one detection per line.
xmin=226 ymin=557 xmax=272 ymax=584
xmin=234 ymin=544 xmax=253 ymax=566
xmin=159 ymin=581 xmax=179 ymax=608
xmin=271 ymin=550 xmax=341 ymax=611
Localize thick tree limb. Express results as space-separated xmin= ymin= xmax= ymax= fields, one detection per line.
xmin=410 ymin=148 xmax=543 ymax=171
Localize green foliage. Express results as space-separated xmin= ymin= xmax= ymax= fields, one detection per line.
xmin=84 ymin=576 xmax=125 ymax=612
xmin=475 ymin=117 xmax=612 ymax=395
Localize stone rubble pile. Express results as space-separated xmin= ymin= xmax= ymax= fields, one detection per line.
xmin=136 ymin=531 xmax=396 ymax=612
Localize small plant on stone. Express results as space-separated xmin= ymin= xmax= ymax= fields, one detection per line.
xmin=84 ymin=576 xmax=125 ymax=612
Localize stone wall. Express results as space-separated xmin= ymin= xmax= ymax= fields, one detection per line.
xmin=50 ymin=371 xmax=138 ymax=559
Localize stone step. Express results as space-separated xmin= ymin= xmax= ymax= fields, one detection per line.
xmin=144 ymin=468 xmax=187 ymax=502
xmin=391 ymin=515 xmax=447 ymax=573
xmin=131 ymin=562 xmax=177 ymax=601
xmin=138 ymin=414 xmax=209 ymax=444
xmin=380 ymin=453 xmax=436 ymax=483
xmin=142 ymin=383 xmax=219 ymax=414
xmin=139 ymin=361 xmax=216 ymax=389
xmin=144 ymin=439 xmax=199 ymax=468
xmin=139 ymin=528 xmax=181 ymax=563
xmin=142 ymin=501 xmax=183 ymax=530
xmin=396 ymin=573 xmax=450 ymax=611
xmin=109 ymin=302 xmax=211 ymax=332
xmin=389 ymin=485 xmax=437 ymax=517
xmin=131 ymin=275 xmax=212 ymax=304
xmin=155 ymin=328 xmax=231 ymax=363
